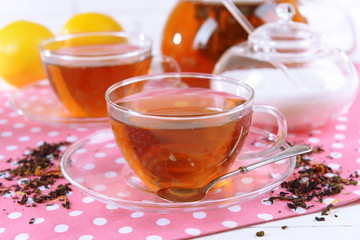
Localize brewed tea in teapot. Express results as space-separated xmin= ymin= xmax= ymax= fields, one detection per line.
xmin=161 ymin=0 xmax=307 ymax=73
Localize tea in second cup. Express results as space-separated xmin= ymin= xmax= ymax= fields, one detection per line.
xmin=40 ymin=31 xmax=179 ymax=118
xmin=106 ymin=73 xmax=287 ymax=191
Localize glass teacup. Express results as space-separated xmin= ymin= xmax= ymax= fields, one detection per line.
xmin=39 ymin=31 xmax=180 ymax=118
xmin=105 ymin=73 xmax=287 ymax=191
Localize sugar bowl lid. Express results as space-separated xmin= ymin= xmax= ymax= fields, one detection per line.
xmin=248 ymin=3 xmax=322 ymax=57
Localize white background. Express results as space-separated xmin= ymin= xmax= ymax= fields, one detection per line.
xmin=0 ymin=0 xmax=178 ymax=53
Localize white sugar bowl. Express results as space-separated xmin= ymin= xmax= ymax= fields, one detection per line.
xmin=213 ymin=3 xmax=358 ymax=131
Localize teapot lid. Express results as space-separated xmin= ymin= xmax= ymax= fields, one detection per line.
xmin=248 ymin=3 xmax=321 ymax=58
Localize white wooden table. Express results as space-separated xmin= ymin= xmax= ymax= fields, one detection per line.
xmin=197 ymin=200 xmax=360 ymax=239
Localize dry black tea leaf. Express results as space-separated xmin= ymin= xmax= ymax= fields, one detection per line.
xmin=256 ymin=231 xmax=265 ymax=237
xmin=29 ymin=218 xmax=36 ymax=224
xmin=265 ymin=144 xmax=358 ymax=212
xmin=321 ymin=199 xmax=339 ymax=216
xmin=315 ymin=216 xmax=325 ymax=221
xmin=0 ymin=141 xmax=71 ymax=209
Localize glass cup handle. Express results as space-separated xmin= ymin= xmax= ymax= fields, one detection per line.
xmin=141 ymin=55 xmax=184 ymax=91
xmin=238 ymin=105 xmax=288 ymax=160
xmin=150 ymin=54 xmax=181 ymax=73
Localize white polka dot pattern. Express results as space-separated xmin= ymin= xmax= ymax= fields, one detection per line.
xmin=228 ymin=205 xmax=241 ymax=212
xmin=118 ymin=226 xmax=133 ymax=234
xmin=222 ymin=221 xmax=238 ymax=228
xmin=131 ymin=212 xmax=144 ymax=218
xmin=156 ymin=218 xmax=170 ymax=226
xmin=46 ymin=204 xmax=60 ymax=211
xmin=14 ymin=233 xmax=29 ymax=240
xmin=193 ymin=212 xmax=207 ymax=219
xmin=0 ymin=81 xmax=360 ymax=240
xmin=257 ymin=213 xmax=274 ymax=221
xmin=146 ymin=236 xmax=163 ymax=240
xmin=54 ymin=224 xmax=69 ymax=233
xmin=79 ymin=235 xmax=94 ymax=240
xmin=185 ymin=228 xmax=201 ymax=236
xmin=8 ymin=212 xmax=22 ymax=219
xmin=34 ymin=218 xmax=45 ymax=225
xmin=93 ymin=218 xmax=107 ymax=226
xmin=82 ymin=197 xmax=95 ymax=203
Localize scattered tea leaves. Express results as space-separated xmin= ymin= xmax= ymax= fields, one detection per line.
xmin=0 ymin=141 xmax=71 ymax=208
xmin=266 ymin=144 xmax=358 ymax=213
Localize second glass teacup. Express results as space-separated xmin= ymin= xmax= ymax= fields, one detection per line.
xmin=105 ymin=73 xmax=287 ymax=191
xmin=39 ymin=31 xmax=180 ymax=118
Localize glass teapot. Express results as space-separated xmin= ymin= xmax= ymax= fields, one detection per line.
xmin=213 ymin=3 xmax=359 ymax=131
xmin=161 ymin=0 xmax=307 ymax=73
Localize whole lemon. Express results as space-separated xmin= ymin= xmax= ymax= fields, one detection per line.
xmin=61 ymin=12 xmax=123 ymax=34
xmin=0 ymin=20 xmax=54 ymax=87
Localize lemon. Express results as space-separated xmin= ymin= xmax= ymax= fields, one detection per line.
xmin=0 ymin=20 xmax=54 ymax=87
xmin=61 ymin=12 xmax=123 ymax=34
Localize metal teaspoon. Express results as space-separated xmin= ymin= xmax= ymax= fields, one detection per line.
xmin=156 ymin=144 xmax=312 ymax=202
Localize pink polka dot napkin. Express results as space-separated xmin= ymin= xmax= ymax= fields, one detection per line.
xmin=1 ymin=70 xmax=360 ymax=239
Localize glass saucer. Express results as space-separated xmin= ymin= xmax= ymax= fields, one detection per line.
xmin=60 ymin=127 xmax=296 ymax=213
xmin=9 ymin=80 xmax=109 ymax=127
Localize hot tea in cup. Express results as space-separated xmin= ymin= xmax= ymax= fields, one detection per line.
xmin=39 ymin=32 xmax=179 ymax=118
xmin=105 ymin=73 xmax=287 ymax=191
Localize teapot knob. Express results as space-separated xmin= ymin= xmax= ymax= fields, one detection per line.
xmin=276 ymin=3 xmax=295 ymax=24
